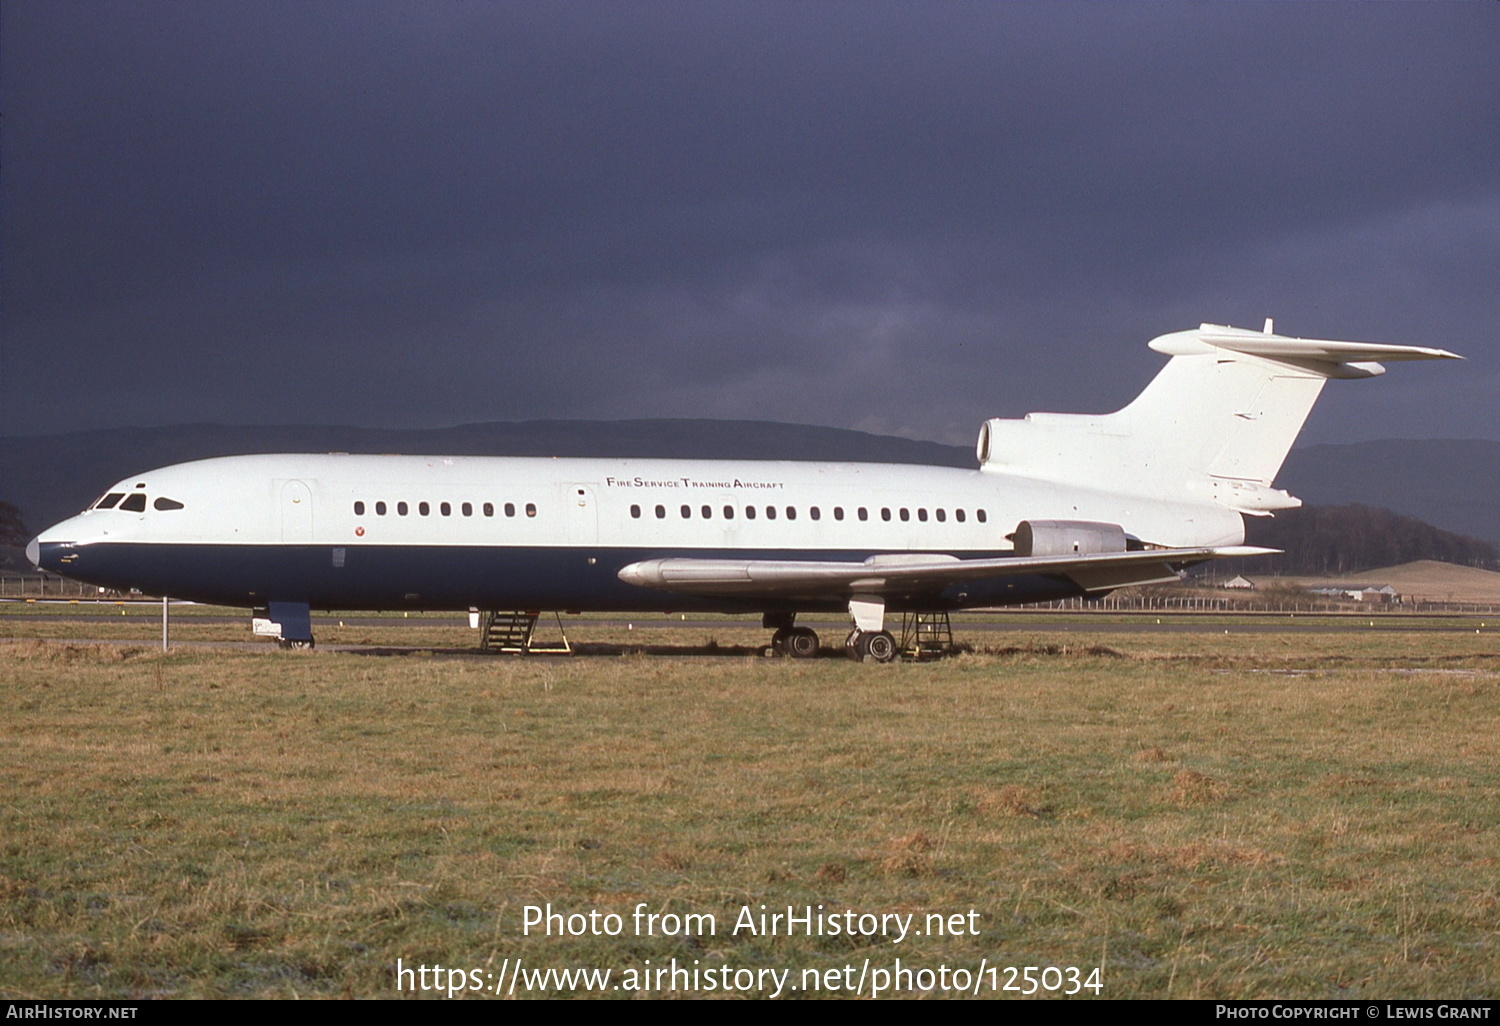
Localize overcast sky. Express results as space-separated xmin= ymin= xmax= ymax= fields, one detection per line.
xmin=3 ymin=2 xmax=1496 ymax=446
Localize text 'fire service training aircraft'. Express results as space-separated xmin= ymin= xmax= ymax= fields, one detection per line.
xmin=28 ymin=323 xmax=1459 ymax=661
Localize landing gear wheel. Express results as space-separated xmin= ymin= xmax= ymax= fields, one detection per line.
xmin=277 ymin=638 xmax=315 ymax=650
xmin=770 ymin=626 xmax=794 ymax=655
xmin=785 ymin=627 xmax=819 ymax=659
xmin=860 ymin=630 xmax=898 ymax=663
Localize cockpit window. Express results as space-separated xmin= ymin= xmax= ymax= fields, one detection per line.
xmin=94 ymin=493 xmax=124 ymax=510
xmin=119 ymin=493 xmax=147 ymax=513
xmin=153 ymin=497 xmax=185 ymax=511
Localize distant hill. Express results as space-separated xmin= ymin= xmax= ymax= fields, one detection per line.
xmin=1240 ymin=503 xmax=1497 ymax=576
xmin=0 ymin=500 xmax=31 ymax=572
xmin=1277 ymin=439 xmax=1500 ymax=548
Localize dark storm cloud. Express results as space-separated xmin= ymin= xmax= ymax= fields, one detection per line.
xmin=3 ymin=2 xmax=1496 ymax=443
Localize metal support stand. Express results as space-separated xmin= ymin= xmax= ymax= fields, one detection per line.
xmin=479 ymin=611 xmax=572 ymax=654
xmin=898 ymin=611 xmax=954 ymax=658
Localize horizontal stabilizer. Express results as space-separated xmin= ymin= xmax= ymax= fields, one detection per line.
xmin=1150 ymin=323 xmax=1462 ymax=372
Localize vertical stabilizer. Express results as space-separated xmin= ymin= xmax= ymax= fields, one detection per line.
xmin=976 ymin=323 xmax=1460 ymax=514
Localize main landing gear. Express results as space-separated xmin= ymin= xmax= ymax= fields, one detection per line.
xmin=844 ymin=629 xmax=898 ymax=663
xmin=771 ymin=625 xmax=820 ymax=658
xmin=763 ymin=606 xmax=901 ymax=663
xmin=765 ymin=613 xmax=820 ymax=659
xmin=845 ymin=594 xmax=899 ymax=663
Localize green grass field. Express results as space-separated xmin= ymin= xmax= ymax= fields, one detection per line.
xmin=2 ymin=617 xmax=1498 ymax=999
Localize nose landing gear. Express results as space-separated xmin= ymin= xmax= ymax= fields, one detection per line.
xmin=254 ymin=601 xmax=314 ymax=650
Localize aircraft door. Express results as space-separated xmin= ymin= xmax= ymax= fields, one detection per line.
xmin=280 ymin=480 xmax=314 ymax=542
xmin=563 ymin=484 xmax=599 ymax=546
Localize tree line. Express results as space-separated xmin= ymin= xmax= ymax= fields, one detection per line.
xmin=1240 ymin=504 xmax=1498 ymax=576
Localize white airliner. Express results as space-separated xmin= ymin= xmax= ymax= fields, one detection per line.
xmin=27 ymin=323 xmax=1459 ymax=661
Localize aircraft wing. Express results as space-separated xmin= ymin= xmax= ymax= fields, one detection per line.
xmin=617 ymin=546 xmax=1276 ymax=601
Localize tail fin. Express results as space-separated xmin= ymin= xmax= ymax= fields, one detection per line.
xmin=976 ymin=322 xmax=1460 ymax=514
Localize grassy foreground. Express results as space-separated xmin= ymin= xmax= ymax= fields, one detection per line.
xmin=2 ymin=625 xmax=1498 ymax=999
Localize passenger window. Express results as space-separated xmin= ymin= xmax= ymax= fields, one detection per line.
xmin=917 ymin=508 xmax=927 ymax=522
xmin=95 ymin=493 xmax=124 ymax=510
xmin=121 ymin=494 xmax=147 ymax=513
xmin=977 ymin=509 xmax=988 ymax=523
xmin=858 ymin=507 xmax=868 ymax=521
xmin=377 ymin=501 xmax=388 ymax=516
xmin=745 ymin=506 xmax=756 ymax=520
xmin=655 ymin=505 xmax=666 ymax=519
xmin=462 ymin=502 xmax=473 ymax=517
xmin=936 ymin=509 xmax=946 ymax=522
xmin=833 ymin=507 xmax=844 ymax=521
xmin=785 ymin=507 xmax=796 ymax=520
xmin=631 ymin=504 xmax=641 ymax=519
xmin=153 ymin=497 xmax=185 ymax=511
xmin=955 ymin=508 xmax=966 ymax=523
xmin=810 ymin=507 xmax=820 ymax=521
xmin=526 ymin=503 xmax=536 ymax=518
xmin=702 ymin=505 xmax=712 ymax=519
xmin=419 ymin=502 xmax=430 ymax=516
xmin=681 ymin=505 xmax=691 ymax=518
xmin=505 ymin=503 xmax=516 ymax=517
xmin=766 ymin=506 xmax=776 ymax=520
xmin=724 ymin=505 xmax=734 ymax=519
xmin=440 ymin=502 xmax=451 ymax=516
xmin=397 ymin=501 xmax=409 ymax=516
xmin=899 ymin=508 xmax=910 ymax=522
xmin=881 ymin=508 xmax=891 ymax=522
xmin=354 ymin=501 xmax=365 ymax=515
xmin=483 ymin=502 xmax=494 ymax=517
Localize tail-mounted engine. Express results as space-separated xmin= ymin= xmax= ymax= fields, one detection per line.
xmin=1013 ymin=520 xmax=1128 ymax=557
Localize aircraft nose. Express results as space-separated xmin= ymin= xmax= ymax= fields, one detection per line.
xmin=26 ymin=536 xmax=40 ymax=570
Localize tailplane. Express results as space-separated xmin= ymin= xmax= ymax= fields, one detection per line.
xmin=976 ymin=322 xmax=1460 ymax=514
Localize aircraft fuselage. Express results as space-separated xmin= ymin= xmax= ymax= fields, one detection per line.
xmin=29 ymin=453 xmax=1241 ymax=612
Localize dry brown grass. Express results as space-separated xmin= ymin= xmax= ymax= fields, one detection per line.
xmin=1 ymin=618 xmax=1498 ymax=999
xmin=975 ymin=784 xmax=1050 ymax=818
xmin=1166 ymin=770 xmax=1232 ymax=806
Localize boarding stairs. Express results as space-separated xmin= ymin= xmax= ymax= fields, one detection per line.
xmin=898 ymin=611 xmax=955 ymax=659
xmin=478 ymin=610 xmax=572 ymax=655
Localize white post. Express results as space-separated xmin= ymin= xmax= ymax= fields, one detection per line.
xmin=162 ymin=596 xmax=169 ymax=652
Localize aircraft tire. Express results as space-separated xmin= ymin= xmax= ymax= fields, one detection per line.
xmin=786 ymin=627 xmax=819 ymax=659
xmin=278 ymin=638 xmax=315 ymax=650
xmin=770 ymin=626 xmax=794 ymax=655
xmin=861 ymin=630 xmax=898 ymax=663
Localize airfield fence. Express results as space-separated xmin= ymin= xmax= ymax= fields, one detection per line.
xmin=1 ymin=574 xmax=120 ymax=599
xmin=1020 ymin=593 xmax=1500 ymax=615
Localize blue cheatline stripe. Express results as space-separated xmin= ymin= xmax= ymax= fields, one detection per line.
xmin=34 ymin=541 xmax=1085 ymax=613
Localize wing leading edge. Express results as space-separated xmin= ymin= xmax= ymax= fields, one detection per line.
xmin=617 ymin=546 xmax=1276 ymax=602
